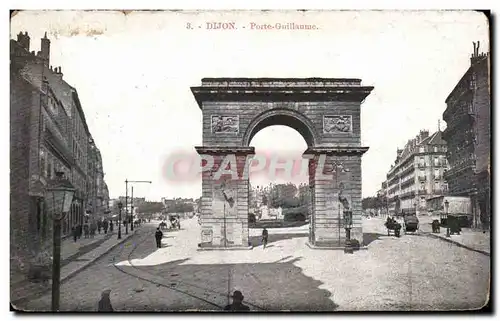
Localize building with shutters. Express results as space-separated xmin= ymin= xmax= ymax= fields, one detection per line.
xmin=382 ymin=130 xmax=449 ymax=216
xmin=442 ymin=42 xmax=491 ymax=228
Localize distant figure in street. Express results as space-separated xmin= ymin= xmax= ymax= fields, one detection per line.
xmin=97 ymin=289 xmax=114 ymax=312
xmin=77 ymin=224 xmax=82 ymax=239
xmin=97 ymin=220 xmax=102 ymax=234
xmin=72 ymin=225 xmax=78 ymax=242
xmin=103 ymin=220 xmax=109 ymax=234
xmin=262 ymin=228 xmax=268 ymax=249
xmin=224 ymin=290 xmax=250 ymax=311
xmin=109 ymin=220 xmax=114 ymax=232
xmin=155 ymin=228 xmax=163 ymax=248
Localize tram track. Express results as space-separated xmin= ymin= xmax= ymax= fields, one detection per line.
xmin=112 ymin=229 xmax=268 ymax=311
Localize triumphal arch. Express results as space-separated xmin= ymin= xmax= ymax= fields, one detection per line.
xmin=192 ymin=78 xmax=373 ymax=249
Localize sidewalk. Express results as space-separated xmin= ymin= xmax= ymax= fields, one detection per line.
xmin=11 ymin=227 xmax=140 ymax=304
xmin=419 ymin=216 xmax=490 ymax=255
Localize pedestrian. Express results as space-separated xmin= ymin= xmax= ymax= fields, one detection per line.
xmin=97 ymin=289 xmax=114 ymax=312
xmin=103 ymin=220 xmax=109 ymax=234
xmin=77 ymin=224 xmax=82 ymax=239
xmin=155 ymin=228 xmax=163 ymax=248
xmin=97 ymin=220 xmax=102 ymax=234
xmin=109 ymin=220 xmax=114 ymax=232
xmin=224 ymin=290 xmax=250 ymax=311
xmin=262 ymin=228 xmax=268 ymax=249
xmin=90 ymin=222 xmax=96 ymax=238
xmin=84 ymin=224 xmax=89 ymax=238
xmin=72 ymin=225 xmax=77 ymax=242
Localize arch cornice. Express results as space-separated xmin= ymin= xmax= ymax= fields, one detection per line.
xmin=242 ymin=108 xmax=319 ymax=147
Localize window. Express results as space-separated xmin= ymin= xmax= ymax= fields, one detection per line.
xmin=442 ymin=157 xmax=447 ymax=166
xmin=49 ymin=97 xmax=58 ymax=115
xmin=419 ymin=170 xmax=425 ymax=177
xmin=434 ymin=169 xmax=440 ymax=179
xmin=434 ymin=157 xmax=439 ymax=167
xmin=420 ymin=157 xmax=425 ymax=166
xmin=420 ymin=182 xmax=425 ymax=190
xmin=419 ymin=146 xmax=425 ymax=153
xmin=39 ymin=150 xmax=46 ymax=177
xmin=434 ymin=181 xmax=440 ymax=191
xmin=433 ymin=146 xmax=438 ymax=152
xmin=47 ymin=161 xmax=53 ymax=179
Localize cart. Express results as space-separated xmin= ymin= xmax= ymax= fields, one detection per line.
xmin=403 ymin=214 xmax=419 ymax=234
xmin=168 ymin=214 xmax=181 ymax=230
xmin=384 ymin=217 xmax=401 ymax=237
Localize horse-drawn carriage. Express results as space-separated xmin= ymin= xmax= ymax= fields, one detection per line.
xmin=168 ymin=214 xmax=181 ymax=230
xmin=403 ymin=214 xmax=419 ymax=234
xmin=385 ymin=217 xmax=402 ymax=237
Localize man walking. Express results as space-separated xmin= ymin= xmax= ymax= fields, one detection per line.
xmin=155 ymin=227 xmax=163 ymax=248
xmin=262 ymin=228 xmax=268 ymax=249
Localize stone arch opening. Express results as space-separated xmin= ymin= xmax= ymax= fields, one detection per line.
xmin=243 ymin=109 xmax=317 ymax=147
xmin=248 ymin=125 xmax=310 ymax=231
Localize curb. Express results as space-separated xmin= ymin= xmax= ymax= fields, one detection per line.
xmin=425 ymin=232 xmax=490 ymax=256
xmin=197 ymin=245 xmax=253 ymax=251
xmin=11 ymin=229 xmax=141 ymax=306
xmin=60 ymin=229 xmax=140 ymax=282
xmin=306 ymin=242 xmax=369 ymax=251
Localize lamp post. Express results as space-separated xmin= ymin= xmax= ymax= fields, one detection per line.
xmin=45 ymin=171 xmax=75 ymax=311
xmin=332 ymin=162 xmax=349 ymax=248
xmin=444 ymin=199 xmax=450 ymax=237
xmin=125 ymin=179 xmax=152 ymax=232
xmin=117 ymin=201 xmax=123 ymax=240
xmin=343 ymin=209 xmax=354 ymax=254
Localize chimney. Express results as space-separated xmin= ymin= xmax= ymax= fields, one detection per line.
xmin=54 ymin=66 xmax=63 ymax=80
xmin=16 ymin=31 xmax=30 ymax=51
xmin=471 ymin=41 xmax=486 ymax=65
xmin=40 ymin=32 xmax=50 ymax=67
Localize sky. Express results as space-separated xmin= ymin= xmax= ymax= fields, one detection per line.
xmin=10 ymin=10 xmax=489 ymax=201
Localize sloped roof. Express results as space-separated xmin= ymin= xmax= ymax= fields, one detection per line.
xmin=421 ymin=131 xmax=446 ymax=146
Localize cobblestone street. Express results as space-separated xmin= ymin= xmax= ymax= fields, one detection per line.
xmin=17 ymin=218 xmax=490 ymax=311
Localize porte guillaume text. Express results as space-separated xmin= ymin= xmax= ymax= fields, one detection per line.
xmin=185 ymin=22 xmax=319 ymax=31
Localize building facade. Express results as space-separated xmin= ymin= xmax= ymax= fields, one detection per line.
xmin=87 ymin=138 xmax=109 ymax=219
xmin=383 ymin=130 xmax=449 ymax=216
xmin=10 ymin=31 xmax=110 ymax=276
xmin=442 ymin=42 xmax=491 ymax=228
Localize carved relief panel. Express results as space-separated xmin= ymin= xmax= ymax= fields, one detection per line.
xmin=323 ymin=115 xmax=352 ymax=133
xmin=211 ymin=115 xmax=239 ymax=134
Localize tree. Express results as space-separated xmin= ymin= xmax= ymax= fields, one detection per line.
xmin=137 ymin=201 xmax=164 ymax=214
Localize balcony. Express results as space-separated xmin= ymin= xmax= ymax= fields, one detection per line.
xmin=431 ymin=189 xmax=443 ymax=195
xmin=400 ymin=191 xmax=416 ymax=199
xmin=418 ymin=176 xmax=426 ymax=181
xmin=400 ymin=165 xmax=415 ymax=177
xmin=417 ymin=163 xmax=426 ymax=169
xmin=418 ymin=190 xmax=427 ymax=195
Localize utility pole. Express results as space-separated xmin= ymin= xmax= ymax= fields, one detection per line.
xmin=131 ymin=186 xmax=134 ymax=231
xmin=126 ymin=179 xmax=152 ymax=232
xmin=125 ymin=179 xmax=128 ymax=235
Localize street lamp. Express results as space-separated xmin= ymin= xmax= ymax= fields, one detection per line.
xmin=117 ymin=202 xmax=123 ymax=240
xmin=444 ymin=199 xmax=450 ymax=237
xmin=343 ymin=209 xmax=354 ymax=254
xmin=45 ymin=171 xmax=75 ymax=311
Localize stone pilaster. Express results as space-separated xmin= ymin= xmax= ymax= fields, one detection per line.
xmin=196 ymin=147 xmax=254 ymax=249
xmin=304 ymin=147 xmax=368 ymax=248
